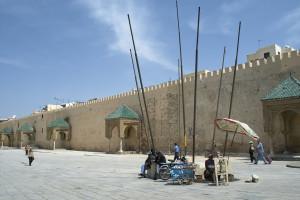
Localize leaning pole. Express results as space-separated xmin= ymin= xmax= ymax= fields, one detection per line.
xmin=129 ymin=49 xmax=150 ymax=150
xmin=223 ymin=21 xmax=242 ymax=156
xmin=211 ymin=46 xmax=226 ymax=152
xmin=176 ymin=0 xmax=187 ymax=156
xmin=128 ymin=14 xmax=155 ymax=152
xmin=192 ymin=6 xmax=200 ymax=163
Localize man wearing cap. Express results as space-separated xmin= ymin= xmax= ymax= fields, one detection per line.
xmin=249 ymin=141 xmax=255 ymax=163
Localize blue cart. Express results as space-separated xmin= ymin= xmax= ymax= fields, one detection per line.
xmin=159 ymin=162 xmax=195 ymax=184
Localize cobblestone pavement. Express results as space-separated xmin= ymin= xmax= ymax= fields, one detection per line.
xmin=1 ymin=149 xmax=300 ymax=200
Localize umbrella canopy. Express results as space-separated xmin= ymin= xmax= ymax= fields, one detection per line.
xmin=215 ymin=118 xmax=259 ymax=140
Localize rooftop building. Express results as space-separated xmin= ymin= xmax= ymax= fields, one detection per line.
xmin=247 ymin=44 xmax=295 ymax=62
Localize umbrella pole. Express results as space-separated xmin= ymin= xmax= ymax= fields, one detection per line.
xmin=230 ymin=125 xmax=239 ymax=147
xmin=211 ymin=47 xmax=226 ymax=152
xmin=176 ymin=0 xmax=187 ymax=156
xmin=223 ymin=21 xmax=241 ymax=157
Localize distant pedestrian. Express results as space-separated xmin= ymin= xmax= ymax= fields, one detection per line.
xmin=28 ymin=148 xmax=34 ymax=166
xmin=254 ymin=139 xmax=268 ymax=164
xmin=25 ymin=145 xmax=29 ymax=155
xmin=174 ymin=143 xmax=180 ymax=161
xmin=248 ymin=141 xmax=255 ymax=163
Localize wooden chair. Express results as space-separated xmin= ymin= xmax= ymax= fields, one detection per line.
xmin=213 ymin=157 xmax=229 ymax=186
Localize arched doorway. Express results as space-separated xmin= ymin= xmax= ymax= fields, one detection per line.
xmin=281 ymin=110 xmax=300 ymax=152
xmin=23 ymin=133 xmax=32 ymax=145
xmin=261 ymin=74 xmax=300 ymax=154
xmin=54 ymin=131 xmax=67 ymax=149
xmin=105 ymin=105 xmax=141 ymax=153
xmin=0 ymin=134 xmax=9 ymax=147
xmin=123 ymin=126 xmax=137 ymax=151
xmin=109 ymin=126 xmax=120 ymax=152
xmin=47 ymin=118 xmax=71 ymax=150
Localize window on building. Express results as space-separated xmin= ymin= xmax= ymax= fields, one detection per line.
xmin=264 ymin=52 xmax=270 ymax=59
xmin=41 ymin=114 xmax=43 ymax=119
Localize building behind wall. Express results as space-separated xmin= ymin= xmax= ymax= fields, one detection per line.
xmin=0 ymin=45 xmax=300 ymax=154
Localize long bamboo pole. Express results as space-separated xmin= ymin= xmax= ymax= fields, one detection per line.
xmin=192 ymin=7 xmax=200 ymax=163
xmin=211 ymin=47 xmax=226 ymax=152
xmin=177 ymin=59 xmax=181 ymax=149
xmin=223 ymin=21 xmax=242 ymax=156
xmin=176 ymin=0 xmax=187 ymax=156
xmin=128 ymin=14 xmax=155 ymax=151
xmin=130 ymin=49 xmax=150 ymax=150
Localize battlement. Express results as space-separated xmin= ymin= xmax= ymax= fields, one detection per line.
xmin=3 ymin=50 xmax=298 ymax=122
xmin=40 ymin=50 xmax=300 ymax=112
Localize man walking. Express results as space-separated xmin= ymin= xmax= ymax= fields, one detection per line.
xmin=249 ymin=141 xmax=255 ymax=163
xmin=174 ymin=143 xmax=180 ymax=161
xmin=28 ymin=147 xmax=35 ymax=166
xmin=254 ymin=139 xmax=268 ymax=164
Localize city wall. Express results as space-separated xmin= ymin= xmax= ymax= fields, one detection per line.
xmin=1 ymin=50 xmax=300 ymax=154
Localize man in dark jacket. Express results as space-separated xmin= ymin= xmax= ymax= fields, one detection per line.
xmin=204 ymin=154 xmax=215 ymax=181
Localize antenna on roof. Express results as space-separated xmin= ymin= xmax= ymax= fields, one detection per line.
xmin=258 ymin=39 xmax=262 ymax=48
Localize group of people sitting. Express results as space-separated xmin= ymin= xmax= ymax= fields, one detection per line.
xmin=139 ymin=149 xmax=165 ymax=178
xmin=139 ymin=146 xmax=188 ymax=179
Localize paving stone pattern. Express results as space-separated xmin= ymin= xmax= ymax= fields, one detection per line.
xmin=1 ymin=149 xmax=300 ymax=200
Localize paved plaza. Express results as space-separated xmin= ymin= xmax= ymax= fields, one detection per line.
xmin=1 ymin=149 xmax=300 ymax=200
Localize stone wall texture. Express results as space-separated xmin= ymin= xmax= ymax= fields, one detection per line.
xmin=1 ymin=50 xmax=300 ymax=154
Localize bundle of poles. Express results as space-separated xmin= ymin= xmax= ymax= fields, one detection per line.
xmin=127 ymin=0 xmax=242 ymax=162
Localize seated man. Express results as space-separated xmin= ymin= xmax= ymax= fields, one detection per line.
xmin=140 ymin=149 xmax=156 ymax=178
xmin=180 ymin=156 xmax=187 ymax=163
xmin=204 ymin=154 xmax=215 ymax=182
xmin=155 ymin=151 xmax=166 ymax=166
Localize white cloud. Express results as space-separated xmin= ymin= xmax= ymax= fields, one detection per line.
xmin=189 ymin=0 xmax=248 ymax=36
xmin=77 ymin=0 xmax=175 ymax=71
xmin=276 ymin=6 xmax=300 ymax=45
xmin=0 ymin=57 xmax=27 ymax=69
xmin=220 ymin=0 xmax=250 ymax=14
xmin=188 ymin=17 xmax=205 ymax=32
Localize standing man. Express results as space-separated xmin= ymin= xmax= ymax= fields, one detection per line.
xmin=174 ymin=143 xmax=180 ymax=161
xmin=254 ymin=139 xmax=268 ymax=164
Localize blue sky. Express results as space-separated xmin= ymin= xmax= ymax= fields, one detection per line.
xmin=0 ymin=0 xmax=300 ymax=118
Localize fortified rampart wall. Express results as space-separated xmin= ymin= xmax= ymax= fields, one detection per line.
xmin=1 ymin=50 xmax=300 ymax=153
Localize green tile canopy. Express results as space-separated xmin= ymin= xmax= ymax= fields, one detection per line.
xmin=1 ymin=127 xmax=13 ymax=134
xmin=47 ymin=118 xmax=69 ymax=129
xmin=17 ymin=123 xmax=34 ymax=133
xmin=105 ymin=105 xmax=139 ymax=120
xmin=262 ymin=74 xmax=300 ymax=101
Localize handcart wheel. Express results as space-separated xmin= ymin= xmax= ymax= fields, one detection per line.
xmin=159 ymin=165 xmax=170 ymax=180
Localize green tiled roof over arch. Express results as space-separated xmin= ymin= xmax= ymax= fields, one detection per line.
xmin=1 ymin=127 xmax=13 ymax=134
xmin=105 ymin=105 xmax=139 ymax=120
xmin=17 ymin=123 xmax=34 ymax=133
xmin=47 ymin=118 xmax=69 ymax=129
xmin=262 ymin=75 xmax=300 ymax=101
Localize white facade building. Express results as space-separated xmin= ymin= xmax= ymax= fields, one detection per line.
xmin=247 ymin=44 xmax=295 ymax=62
